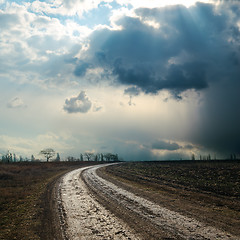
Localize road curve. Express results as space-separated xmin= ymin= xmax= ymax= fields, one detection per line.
xmin=59 ymin=163 xmax=240 ymax=240
xmin=58 ymin=164 xmax=141 ymax=240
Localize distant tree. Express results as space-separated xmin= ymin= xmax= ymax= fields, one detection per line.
xmin=191 ymin=154 xmax=195 ymax=161
xmin=104 ymin=153 xmax=119 ymax=162
xmin=13 ymin=154 xmax=17 ymax=162
xmin=96 ymin=153 xmax=101 ymax=161
xmin=114 ymin=154 xmax=119 ymax=161
xmin=200 ymin=155 xmax=202 ymax=161
xmin=40 ymin=148 xmax=55 ymax=162
xmin=109 ymin=154 xmax=119 ymax=161
xmin=100 ymin=153 xmax=104 ymax=161
xmin=104 ymin=153 xmax=111 ymax=161
xmin=55 ymin=153 xmax=60 ymax=162
xmin=95 ymin=154 xmax=98 ymax=161
xmin=80 ymin=154 xmax=83 ymax=161
xmin=4 ymin=151 xmax=13 ymax=163
xmin=1 ymin=155 xmax=6 ymax=162
xmin=31 ymin=155 xmax=35 ymax=162
xmin=19 ymin=156 xmax=23 ymax=162
xmin=67 ymin=156 xmax=74 ymax=161
xmin=84 ymin=152 xmax=94 ymax=161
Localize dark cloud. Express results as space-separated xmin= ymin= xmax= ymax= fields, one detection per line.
xmin=124 ymin=86 xmax=141 ymax=96
xmin=189 ymin=80 xmax=240 ymax=155
xmin=114 ymin=60 xmax=208 ymax=96
xmin=64 ymin=91 xmax=92 ymax=113
xmin=124 ymin=86 xmax=141 ymax=106
xmin=73 ymin=2 xmax=240 ymax=155
xmin=74 ymin=62 xmax=92 ymax=77
xmin=74 ymin=2 xmax=239 ymax=96
xmin=152 ymin=140 xmax=181 ymax=151
xmin=184 ymin=144 xmax=195 ymax=150
xmin=114 ymin=141 xmax=188 ymax=161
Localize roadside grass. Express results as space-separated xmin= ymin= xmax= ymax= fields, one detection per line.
xmin=0 ymin=161 xmax=99 ymax=240
xmin=106 ymin=160 xmax=240 ymax=198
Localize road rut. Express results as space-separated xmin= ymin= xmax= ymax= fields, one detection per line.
xmin=59 ymin=164 xmax=240 ymax=240
xmin=58 ymin=165 xmax=140 ymax=239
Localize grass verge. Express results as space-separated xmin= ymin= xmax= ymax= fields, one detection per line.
xmin=0 ymin=161 xmax=100 ymax=240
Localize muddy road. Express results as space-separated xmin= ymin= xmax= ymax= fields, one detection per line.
xmin=58 ymin=164 xmax=240 ymax=240
xmin=58 ymin=165 xmax=140 ymax=240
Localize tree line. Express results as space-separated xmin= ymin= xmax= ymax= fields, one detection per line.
xmin=191 ymin=153 xmax=239 ymax=161
xmin=0 ymin=148 xmax=120 ymax=163
xmin=67 ymin=152 xmax=119 ymax=162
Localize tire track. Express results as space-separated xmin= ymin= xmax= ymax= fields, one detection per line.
xmin=58 ymin=165 xmax=141 ymax=240
xmin=82 ymin=164 xmax=240 ymax=240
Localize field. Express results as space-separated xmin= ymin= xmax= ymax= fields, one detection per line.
xmin=0 ymin=161 xmax=101 ymax=240
xmin=105 ymin=160 xmax=240 ymax=197
xmin=103 ymin=160 xmax=240 ymax=237
xmin=1 ymin=160 xmax=240 ymax=239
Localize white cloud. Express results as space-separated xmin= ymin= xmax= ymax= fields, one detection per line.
xmin=64 ymin=91 xmax=92 ymax=113
xmin=0 ymin=2 xmax=93 ymax=89
xmin=7 ymin=97 xmax=26 ymax=108
xmin=30 ymin=0 xmax=113 ymax=16
xmin=92 ymin=103 xmax=103 ymax=112
xmin=115 ymin=0 xmax=214 ymax=9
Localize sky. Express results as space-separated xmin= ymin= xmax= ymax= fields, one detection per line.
xmin=0 ymin=0 xmax=240 ymax=161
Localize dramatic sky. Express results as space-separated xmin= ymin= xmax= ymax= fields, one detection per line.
xmin=0 ymin=0 xmax=240 ymax=160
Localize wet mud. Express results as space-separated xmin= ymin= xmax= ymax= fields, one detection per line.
xmin=58 ymin=164 xmax=240 ymax=240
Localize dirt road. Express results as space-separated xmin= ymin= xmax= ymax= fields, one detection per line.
xmin=58 ymin=165 xmax=141 ymax=239
xmin=58 ymin=164 xmax=240 ymax=240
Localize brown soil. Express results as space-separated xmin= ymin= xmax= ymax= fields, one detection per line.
xmin=84 ymin=167 xmax=179 ymax=239
xmin=37 ymin=172 xmax=65 ymax=240
xmin=97 ymin=161 xmax=240 ymax=238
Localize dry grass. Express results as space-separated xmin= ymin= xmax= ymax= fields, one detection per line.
xmin=0 ymin=161 xmax=100 ymax=240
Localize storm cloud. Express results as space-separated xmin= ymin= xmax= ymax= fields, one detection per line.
xmin=152 ymin=140 xmax=181 ymax=151
xmin=74 ymin=2 xmax=240 ymax=97
xmin=72 ymin=2 xmax=240 ymax=155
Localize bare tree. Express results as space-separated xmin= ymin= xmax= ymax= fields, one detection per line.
xmin=67 ymin=156 xmax=74 ymax=161
xmin=40 ymin=148 xmax=55 ymax=162
xmin=104 ymin=153 xmax=119 ymax=162
xmin=84 ymin=152 xmax=94 ymax=161
xmin=55 ymin=153 xmax=60 ymax=162
xmin=31 ymin=155 xmax=35 ymax=162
